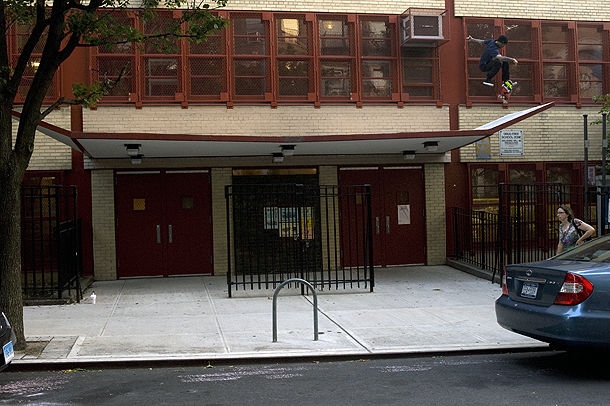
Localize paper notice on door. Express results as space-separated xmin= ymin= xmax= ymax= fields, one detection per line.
xmin=398 ymin=205 xmax=411 ymax=225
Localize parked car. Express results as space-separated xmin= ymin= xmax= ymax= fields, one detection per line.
xmin=1 ymin=312 xmax=16 ymax=371
xmin=496 ymin=233 xmax=610 ymax=349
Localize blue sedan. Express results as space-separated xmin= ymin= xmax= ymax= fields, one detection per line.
xmin=496 ymin=234 xmax=610 ymax=349
xmin=1 ymin=312 xmax=15 ymax=371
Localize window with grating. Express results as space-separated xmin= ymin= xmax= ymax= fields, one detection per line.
xmin=93 ymin=13 xmax=136 ymax=100
xmin=577 ymin=24 xmax=606 ymax=99
xmin=466 ymin=18 xmax=609 ymax=103
xmin=319 ymin=17 xmax=354 ymax=99
xmin=188 ymin=20 xmax=226 ymax=100
xmin=360 ymin=18 xmax=395 ymax=100
xmin=542 ymin=23 xmax=575 ymax=100
xmin=142 ymin=12 xmax=182 ymax=99
xmin=276 ymin=16 xmax=312 ymax=100
xmin=232 ymin=14 xmax=270 ymax=99
xmin=504 ymin=21 xmax=536 ymax=99
xmin=465 ymin=20 xmax=495 ymax=98
xmin=84 ymin=11 xmax=444 ymax=106
xmin=11 ymin=24 xmax=60 ymax=103
xmin=402 ymin=47 xmax=438 ymax=100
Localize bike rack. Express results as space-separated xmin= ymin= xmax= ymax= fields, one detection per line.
xmin=272 ymin=278 xmax=319 ymax=342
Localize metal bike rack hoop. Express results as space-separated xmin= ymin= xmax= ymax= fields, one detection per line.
xmin=272 ymin=278 xmax=318 ymax=342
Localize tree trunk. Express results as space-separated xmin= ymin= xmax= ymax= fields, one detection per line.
xmin=0 ymin=170 xmax=25 ymax=350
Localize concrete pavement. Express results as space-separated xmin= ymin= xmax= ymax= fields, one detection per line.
xmin=13 ymin=265 xmax=547 ymax=367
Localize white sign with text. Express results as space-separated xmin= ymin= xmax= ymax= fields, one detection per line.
xmin=499 ymin=129 xmax=524 ymax=156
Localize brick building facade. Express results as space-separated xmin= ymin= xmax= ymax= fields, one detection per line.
xmin=18 ymin=0 xmax=608 ymax=280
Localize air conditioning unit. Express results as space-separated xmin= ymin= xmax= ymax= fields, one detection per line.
xmin=402 ymin=14 xmax=443 ymax=41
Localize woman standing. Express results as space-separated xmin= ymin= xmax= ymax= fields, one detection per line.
xmin=556 ymin=205 xmax=595 ymax=255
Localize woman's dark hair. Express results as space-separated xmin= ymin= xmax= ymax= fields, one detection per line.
xmin=559 ymin=204 xmax=575 ymax=221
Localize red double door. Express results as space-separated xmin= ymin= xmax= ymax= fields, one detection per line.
xmin=339 ymin=166 xmax=426 ymax=267
xmin=115 ymin=170 xmax=213 ymax=277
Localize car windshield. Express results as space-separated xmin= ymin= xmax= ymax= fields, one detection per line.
xmin=557 ymin=234 xmax=610 ymax=262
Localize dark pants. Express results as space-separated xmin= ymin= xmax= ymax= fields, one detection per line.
xmin=481 ymin=59 xmax=510 ymax=82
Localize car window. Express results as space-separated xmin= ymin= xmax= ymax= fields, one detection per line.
xmin=557 ymin=236 xmax=610 ymax=262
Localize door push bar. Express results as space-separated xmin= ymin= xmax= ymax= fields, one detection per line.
xmin=272 ymin=278 xmax=319 ymax=342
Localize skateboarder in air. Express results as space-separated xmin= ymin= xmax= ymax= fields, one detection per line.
xmin=467 ymin=34 xmax=518 ymax=92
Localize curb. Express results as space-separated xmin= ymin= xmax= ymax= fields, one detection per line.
xmin=9 ymin=343 xmax=551 ymax=371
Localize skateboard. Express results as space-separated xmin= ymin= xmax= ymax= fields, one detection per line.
xmin=498 ymin=81 xmax=515 ymax=103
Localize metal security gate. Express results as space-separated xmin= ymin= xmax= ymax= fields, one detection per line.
xmin=21 ymin=186 xmax=82 ymax=300
xmin=225 ymin=184 xmax=374 ymax=296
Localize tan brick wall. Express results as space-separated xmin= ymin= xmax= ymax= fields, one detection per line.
xmin=128 ymin=0 xmax=444 ymax=14
xmin=83 ymin=105 xmax=450 ymax=136
xmin=458 ymin=106 xmax=604 ymax=163
xmin=223 ymin=0 xmax=444 ymax=13
xmin=425 ymin=163 xmax=446 ymax=265
xmin=91 ymin=170 xmax=117 ymax=280
xmin=454 ymin=0 xmax=609 ymax=21
xmin=15 ymin=108 xmax=73 ymax=171
xmin=211 ymin=167 xmax=232 ymax=276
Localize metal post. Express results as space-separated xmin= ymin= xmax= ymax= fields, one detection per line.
xmin=603 ymin=114 xmax=607 ymax=188
xmin=584 ymin=115 xmax=589 ymax=223
xmin=598 ymin=113 xmax=608 ymax=235
xmin=225 ymin=185 xmax=233 ymax=298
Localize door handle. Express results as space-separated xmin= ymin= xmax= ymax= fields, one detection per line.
xmin=386 ymin=216 xmax=390 ymax=234
xmin=156 ymin=225 xmax=161 ymax=244
xmin=375 ymin=217 xmax=380 ymax=234
xmin=168 ymin=225 xmax=173 ymax=243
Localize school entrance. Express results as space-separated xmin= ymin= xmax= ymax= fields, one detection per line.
xmin=115 ymin=170 xmax=213 ymax=277
xmin=338 ymin=166 xmax=426 ymax=266
xmin=226 ymin=171 xmax=374 ymax=296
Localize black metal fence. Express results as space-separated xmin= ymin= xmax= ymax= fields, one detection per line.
xmin=452 ymin=207 xmax=517 ymax=275
xmin=452 ymin=183 xmax=604 ymax=281
xmin=225 ymin=184 xmax=374 ymax=297
xmin=21 ymin=186 xmax=82 ymax=300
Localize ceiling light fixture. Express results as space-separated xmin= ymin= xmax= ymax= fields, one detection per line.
xmin=403 ymin=150 xmax=416 ymax=160
xmin=423 ymin=141 xmax=439 ymax=152
xmin=130 ymin=154 xmax=143 ymax=165
xmin=280 ymin=144 xmax=296 ymax=157
xmin=125 ymin=143 xmax=141 ymax=157
xmin=272 ymin=152 xmax=284 ymax=163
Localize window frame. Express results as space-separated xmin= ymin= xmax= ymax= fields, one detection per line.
xmin=274 ymin=14 xmax=315 ymax=101
xmin=231 ymin=13 xmax=272 ymax=101
xmin=358 ymin=15 xmax=399 ymax=101
xmin=465 ymin=17 xmax=609 ymax=105
xmin=10 ymin=24 xmax=61 ymax=104
xmin=83 ymin=10 xmax=441 ymax=107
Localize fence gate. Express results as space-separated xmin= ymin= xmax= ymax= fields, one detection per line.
xmin=21 ymin=186 xmax=82 ymax=300
xmin=225 ymin=184 xmax=374 ymax=296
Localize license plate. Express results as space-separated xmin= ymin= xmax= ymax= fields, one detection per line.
xmin=3 ymin=341 xmax=14 ymax=364
xmin=521 ymin=282 xmax=539 ymax=299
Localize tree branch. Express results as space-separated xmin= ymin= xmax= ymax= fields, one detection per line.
xmin=39 ymin=66 xmax=129 ymax=120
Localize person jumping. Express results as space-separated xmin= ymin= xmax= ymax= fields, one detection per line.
xmin=467 ymin=34 xmax=518 ymax=91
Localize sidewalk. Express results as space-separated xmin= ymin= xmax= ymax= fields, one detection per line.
xmin=14 ymin=265 xmax=546 ymax=367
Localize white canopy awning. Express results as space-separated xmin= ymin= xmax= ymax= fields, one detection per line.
xmin=13 ymin=102 xmax=554 ymax=159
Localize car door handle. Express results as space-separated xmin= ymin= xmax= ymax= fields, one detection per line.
xmin=168 ymin=225 xmax=173 ymax=243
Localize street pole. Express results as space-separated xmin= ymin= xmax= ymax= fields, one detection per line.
xmin=584 ymin=114 xmax=589 ymax=223
xmin=603 ymin=113 xmax=607 ymax=188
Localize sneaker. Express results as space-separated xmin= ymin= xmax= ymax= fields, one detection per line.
xmin=483 ymin=80 xmax=494 ymax=87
